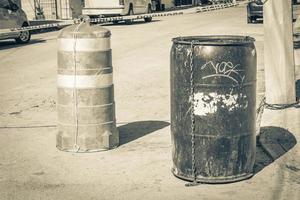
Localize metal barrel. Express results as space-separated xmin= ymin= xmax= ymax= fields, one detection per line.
xmin=56 ymin=22 xmax=119 ymax=152
xmin=170 ymin=36 xmax=257 ymax=183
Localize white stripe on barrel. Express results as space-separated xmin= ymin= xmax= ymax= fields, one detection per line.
xmin=58 ymin=38 xmax=111 ymax=52
xmin=57 ymin=74 xmax=113 ymax=89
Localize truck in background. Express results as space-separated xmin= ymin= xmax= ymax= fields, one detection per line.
xmin=82 ymin=0 xmax=153 ymax=22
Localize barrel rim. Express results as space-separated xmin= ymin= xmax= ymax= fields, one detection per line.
xmin=58 ymin=23 xmax=111 ymax=39
xmin=172 ymin=35 xmax=255 ymax=46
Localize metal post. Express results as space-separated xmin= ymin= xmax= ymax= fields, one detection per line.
xmin=54 ymin=0 xmax=58 ymax=19
xmin=264 ymin=0 xmax=296 ymax=104
xmin=33 ymin=0 xmax=37 ymax=19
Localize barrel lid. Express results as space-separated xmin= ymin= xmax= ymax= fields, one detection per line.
xmin=172 ymin=35 xmax=255 ymax=46
xmin=58 ymin=23 xmax=111 ymax=39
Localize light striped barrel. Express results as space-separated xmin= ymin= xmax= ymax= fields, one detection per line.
xmin=56 ymin=23 xmax=119 ymax=152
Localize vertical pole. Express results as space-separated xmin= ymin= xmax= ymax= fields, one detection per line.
xmin=59 ymin=0 xmax=63 ymax=19
xmin=295 ymin=14 xmax=300 ymax=98
xmin=66 ymin=0 xmax=68 ymax=19
xmin=54 ymin=0 xmax=58 ymax=19
xmin=33 ymin=0 xmax=37 ymax=19
xmin=264 ymin=0 xmax=296 ymax=104
xmin=295 ymin=14 xmax=300 ymax=81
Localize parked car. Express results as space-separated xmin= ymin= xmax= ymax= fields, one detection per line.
xmin=0 ymin=0 xmax=31 ymax=43
xmin=247 ymin=0 xmax=263 ymax=23
xmin=247 ymin=0 xmax=300 ymax=24
xmin=82 ymin=0 xmax=153 ymax=23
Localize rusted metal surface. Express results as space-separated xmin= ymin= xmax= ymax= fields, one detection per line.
xmin=56 ymin=23 xmax=119 ymax=152
xmin=170 ymin=35 xmax=257 ymax=183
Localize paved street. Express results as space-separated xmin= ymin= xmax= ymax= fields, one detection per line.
xmin=0 ymin=4 xmax=299 ymax=200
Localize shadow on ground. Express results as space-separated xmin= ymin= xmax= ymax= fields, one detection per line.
xmin=0 ymin=39 xmax=46 ymax=50
xmin=118 ymin=120 xmax=170 ymax=145
xmin=254 ymin=126 xmax=297 ymax=174
xmin=103 ymin=19 xmax=161 ymax=27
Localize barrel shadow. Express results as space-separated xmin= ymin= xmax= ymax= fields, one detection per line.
xmin=118 ymin=120 xmax=170 ymax=145
xmin=254 ymin=126 xmax=297 ymax=174
xmin=0 ymin=39 xmax=46 ymax=50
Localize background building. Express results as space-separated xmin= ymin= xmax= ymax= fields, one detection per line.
xmin=160 ymin=0 xmax=176 ymax=10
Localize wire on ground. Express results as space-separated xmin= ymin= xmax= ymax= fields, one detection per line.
xmin=1 ymin=2 xmax=239 ymax=34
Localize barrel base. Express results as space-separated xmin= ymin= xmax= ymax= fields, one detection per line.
xmin=56 ymin=128 xmax=119 ymax=153
xmin=171 ymin=168 xmax=253 ymax=184
xmin=56 ymin=144 xmax=119 ymax=153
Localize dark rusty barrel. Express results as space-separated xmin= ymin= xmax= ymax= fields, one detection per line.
xmin=170 ymin=35 xmax=257 ymax=183
xmin=56 ymin=22 xmax=119 ymax=152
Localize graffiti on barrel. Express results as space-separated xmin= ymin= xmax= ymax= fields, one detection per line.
xmin=200 ymin=60 xmax=245 ymax=84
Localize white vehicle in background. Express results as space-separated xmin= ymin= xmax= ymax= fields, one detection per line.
xmin=82 ymin=0 xmax=153 ymax=23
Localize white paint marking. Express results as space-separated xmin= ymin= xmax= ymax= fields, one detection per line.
xmin=57 ymin=74 xmax=113 ymax=89
xmin=58 ymin=38 xmax=111 ymax=52
xmin=252 ymin=49 xmax=256 ymax=57
xmin=193 ymin=92 xmax=248 ymax=116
